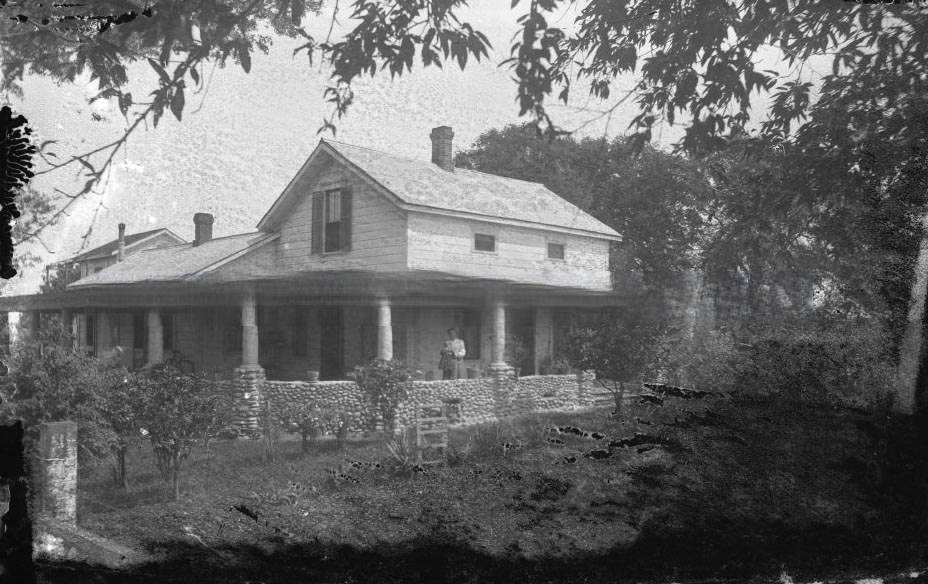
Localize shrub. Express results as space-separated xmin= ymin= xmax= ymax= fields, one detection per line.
xmin=647 ymin=317 xmax=896 ymax=407
xmin=354 ymin=359 xmax=412 ymax=436
xmin=0 ymin=329 xmax=129 ymax=471
xmin=646 ymin=329 xmax=743 ymax=391
xmin=131 ymin=364 xmax=233 ymax=499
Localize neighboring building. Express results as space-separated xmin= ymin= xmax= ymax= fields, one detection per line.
xmin=46 ymin=226 xmax=185 ymax=286
xmin=1 ymin=127 xmax=627 ymax=429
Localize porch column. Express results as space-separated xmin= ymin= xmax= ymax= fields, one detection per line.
xmin=376 ymin=297 xmax=393 ymax=361
xmin=97 ymin=311 xmax=112 ymax=355
xmin=59 ymin=308 xmax=73 ymax=349
xmin=491 ymin=299 xmax=506 ymax=366
xmin=26 ymin=310 xmax=39 ymax=341
xmin=146 ymin=309 xmax=164 ymax=366
xmin=233 ymin=288 xmax=264 ymax=437
xmin=241 ymin=288 xmax=259 ymax=368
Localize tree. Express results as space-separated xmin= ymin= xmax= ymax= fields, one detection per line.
xmin=564 ymin=307 xmax=666 ymax=414
xmin=131 ymin=363 xmax=232 ymax=499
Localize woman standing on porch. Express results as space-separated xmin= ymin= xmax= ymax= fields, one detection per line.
xmin=440 ymin=328 xmax=466 ymax=380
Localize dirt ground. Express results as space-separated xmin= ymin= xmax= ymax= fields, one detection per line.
xmin=34 ymin=396 xmax=928 ymax=583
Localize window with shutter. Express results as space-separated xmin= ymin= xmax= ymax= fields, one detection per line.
xmin=313 ymin=187 xmax=353 ymax=253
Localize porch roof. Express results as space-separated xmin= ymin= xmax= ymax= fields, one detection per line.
xmin=67 ymin=231 xmax=278 ymax=287
xmin=0 ymin=269 xmax=634 ymax=311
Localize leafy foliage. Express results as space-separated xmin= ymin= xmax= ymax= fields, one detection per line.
xmin=353 ymin=359 xmax=411 ymax=436
xmin=130 ymin=363 xmax=233 ymax=499
xmin=271 ymin=397 xmax=350 ymax=453
xmin=0 ymin=327 xmax=128 ymax=466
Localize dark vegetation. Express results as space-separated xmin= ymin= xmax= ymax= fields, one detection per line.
xmin=38 ymin=389 xmax=926 ymax=584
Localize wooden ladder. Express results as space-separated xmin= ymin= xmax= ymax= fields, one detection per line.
xmin=415 ymin=403 xmax=449 ymax=466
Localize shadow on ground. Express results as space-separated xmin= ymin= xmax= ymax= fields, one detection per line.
xmin=36 ymin=519 xmax=928 ymax=584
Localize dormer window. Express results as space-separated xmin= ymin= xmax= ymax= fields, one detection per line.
xmin=547 ymin=242 xmax=565 ymax=260
xmin=474 ymin=233 xmax=495 ymax=252
xmin=312 ymin=187 xmax=353 ymax=254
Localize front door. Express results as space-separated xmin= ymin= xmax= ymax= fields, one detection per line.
xmin=319 ymin=307 xmax=344 ymax=380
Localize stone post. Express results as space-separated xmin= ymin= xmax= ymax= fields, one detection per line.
xmin=376 ymin=297 xmax=393 ymax=361
xmin=146 ymin=309 xmax=164 ymax=366
xmin=36 ymin=421 xmax=78 ymax=524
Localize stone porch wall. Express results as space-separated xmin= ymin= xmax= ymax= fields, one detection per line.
xmin=245 ymin=372 xmax=598 ymax=436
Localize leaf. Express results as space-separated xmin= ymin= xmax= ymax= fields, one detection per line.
xmin=239 ymin=44 xmax=252 ymax=73
xmin=190 ymin=66 xmax=199 ymax=85
xmin=170 ymin=87 xmax=185 ymax=122
xmin=148 ymin=58 xmax=171 ymax=85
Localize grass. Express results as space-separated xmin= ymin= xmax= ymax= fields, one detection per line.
xmin=66 ymin=394 xmax=928 ymax=583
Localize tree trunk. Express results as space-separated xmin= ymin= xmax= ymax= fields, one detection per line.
xmin=897 ymin=212 xmax=928 ymax=415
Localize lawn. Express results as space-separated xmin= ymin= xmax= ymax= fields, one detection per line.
xmin=62 ymin=393 xmax=928 ymax=583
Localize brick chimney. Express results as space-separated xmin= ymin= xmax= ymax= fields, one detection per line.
xmin=193 ymin=213 xmax=213 ymax=246
xmin=117 ymin=223 xmax=126 ymax=261
xmin=430 ymin=126 xmax=454 ymax=171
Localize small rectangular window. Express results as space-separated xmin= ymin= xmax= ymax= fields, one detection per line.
xmin=474 ymin=233 xmax=495 ymax=252
xmin=548 ymin=242 xmax=565 ymax=259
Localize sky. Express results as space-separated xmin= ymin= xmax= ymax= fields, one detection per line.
xmin=3 ymin=1 xmax=821 ymax=295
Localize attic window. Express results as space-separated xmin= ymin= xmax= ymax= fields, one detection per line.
xmin=474 ymin=233 xmax=495 ymax=252
xmin=312 ymin=188 xmax=353 ymax=254
xmin=547 ymin=243 xmax=565 ymax=260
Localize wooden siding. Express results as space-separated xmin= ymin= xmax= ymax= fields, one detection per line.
xmin=406 ymin=213 xmax=613 ymax=290
xmin=274 ymin=155 xmax=407 ymax=272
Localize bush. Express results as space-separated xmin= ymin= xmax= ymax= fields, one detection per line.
xmin=354 ymin=359 xmax=412 ymax=435
xmin=130 ymin=363 xmax=233 ymax=499
xmin=272 ymin=398 xmax=352 ymax=453
xmin=0 ymin=329 xmax=129 ymax=470
xmin=647 ymin=317 xmax=896 ymax=407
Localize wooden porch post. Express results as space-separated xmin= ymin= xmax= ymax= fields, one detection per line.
xmin=146 ymin=309 xmax=164 ymax=365
xmin=489 ymin=298 xmax=511 ymax=373
xmin=376 ymin=297 xmax=393 ymax=361
xmin=26 ymin=310 xmax=39 ymax=341
xmin=241 ymin=288 xmax=260 ymax=368
xmin=59 ymin=308 xmax=73 ymax=349
xmin=97 ymin=312 xmax=112 ymax=355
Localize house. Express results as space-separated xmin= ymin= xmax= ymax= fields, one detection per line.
xmin=71 ymin=226 xmax=186 ymax=280
xmin=0 ymin=127 xmax=627 ymax=430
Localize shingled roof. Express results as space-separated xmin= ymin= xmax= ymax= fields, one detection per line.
xmin=258 ymin=139 xmax=622 ymax=240
xmin=66 ymin=228 xmax=185 ymax=263
xmin=68 ymin=232 xmax=277 ymax=287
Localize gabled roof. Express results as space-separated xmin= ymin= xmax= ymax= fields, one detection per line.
xmin=258 ymin=139 xmax=622 ymax=240
xmin=65 ymin=228 xmax=186 ymax=263
xmin=67 ymin=232 xmax=278 ymax=287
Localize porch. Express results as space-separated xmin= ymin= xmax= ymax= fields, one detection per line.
xmin=1 ymin=275 xmax=620 ymax=382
